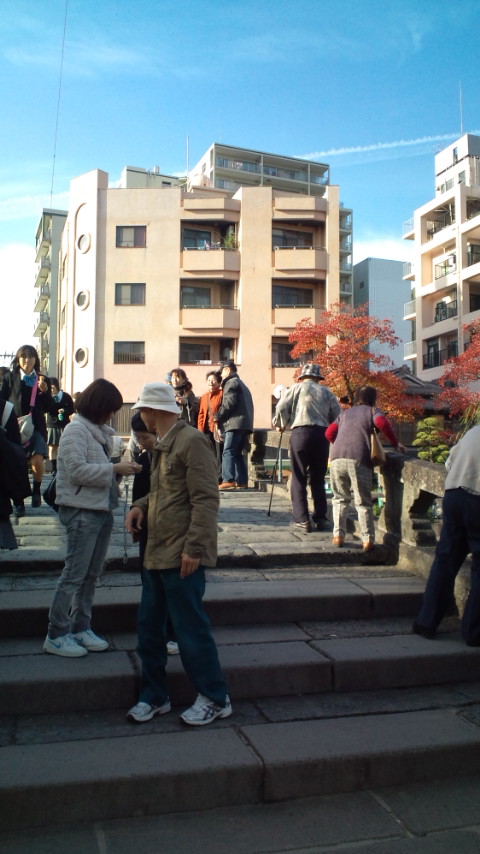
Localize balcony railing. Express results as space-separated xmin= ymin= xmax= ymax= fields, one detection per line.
xmin=467 ymin=246 xmax=480 ymax=267
xmin=434 ymin=302 xmax=457 ymax=323
xmin=426 ymin=213 xmax=454 ymax=240
xmin=403 ymin=299 xmax=416 ymax=318
xmin=403 ymin=217 xmax=414 ymax=235
xmin=404 ymin=340 xmax=417 ymax=358
xmin=423 ymin=343 xmax=458 ymax=370
xmin=434 ymin=257 xmax=456 ymax=279
xmin=403 ymin=262 xmax=414 ymax=278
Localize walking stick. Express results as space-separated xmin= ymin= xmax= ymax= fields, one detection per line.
xmin=267 ymin=430 xmax=283 ymax=516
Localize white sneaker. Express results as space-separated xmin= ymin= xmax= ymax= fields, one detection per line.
xmin=167 ymin=641 xmax=180 ymax=655
xmin=43 ymin=634 xmax=88 ymax=657
xmin=180 ymin=693 xmax=232 ymax=726
xmin=72 ymin=629 xmax=109 ymax=651
xmin=127 ymin=700 xmax=171 ymax=723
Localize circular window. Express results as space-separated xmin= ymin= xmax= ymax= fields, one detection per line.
xmin=77 ymin=233 xmax=91 ymax=253
xmin=76 ymin=290 xmax=90 ymax=310
xmin=74 ymin=348 xmax=88 ymax=367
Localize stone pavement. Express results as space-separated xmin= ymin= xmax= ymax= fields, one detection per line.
xmin=2 ymin=478 xmax=480 ymax=852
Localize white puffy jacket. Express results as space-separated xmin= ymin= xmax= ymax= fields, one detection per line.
xmin=56 ymin=414 xmax=116 ymax=511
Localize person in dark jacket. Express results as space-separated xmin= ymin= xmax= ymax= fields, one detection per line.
xmin=0 ymin=345 xmax=55 ymax=515
xmin=0 ymin=398 xmax=30 ymax=548
xmin=46 ymin=377 xmax=74 ymax=474
xmin=214 ymin=360 xmax=254 ymax=490
xmin=169 ymin=368 xmax=199 ymax=427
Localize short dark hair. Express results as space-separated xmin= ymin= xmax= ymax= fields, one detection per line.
xmin=50 ymin=377 xmax=59 ymax=389
xmin=221 ymin=359 xmax=237 ymax=373
xmin=76 ymin=379 xmax=123 ymax=424
xmin=131 ymin=412 xmax=149 ymax=433
xmin=206 ymin=370 xmax=222 ymax=382
xmin=354 ymin=385 xmax=377 ymax=407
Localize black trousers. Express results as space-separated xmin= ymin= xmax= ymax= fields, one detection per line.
xmin=289 ymin=425 xmax=329 ymax=523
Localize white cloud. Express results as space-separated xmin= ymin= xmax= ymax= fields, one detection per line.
xmin=353 ymin=235 xmax=413 ymax=266
xmin=0 ymin=243 xmax=37 ymax=360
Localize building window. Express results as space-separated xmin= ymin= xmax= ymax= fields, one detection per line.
xmin=272 ymin=340 xmax=300 ymax=367
xmin=272 ymin=228 xmax=313 ymax=249
xmin=182 ymin=228 xmax=212 ymax=249
xmin=179 ymin=341 xmax=211 ymax=364
xmin=116 ymin=226 xmax=146 ymax=248
xmin=115 ymin=283 xmax=146 ymax=305
xmin=75 ymin=348 xmax=88 ymax=366
xmin=272 ymin=285 xmax=313 ymax=307
xmin=76 ymin=290 xmax=90 ymax=309
xmin=114 ymin=341 xmax=145 ymax=364
xmin=180 ymin=286 xmax=211 ymax=307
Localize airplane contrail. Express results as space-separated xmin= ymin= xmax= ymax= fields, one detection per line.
xmin=299 ymin=131 xmax=480 ymax=160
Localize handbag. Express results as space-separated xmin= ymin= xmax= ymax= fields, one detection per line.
xmin=18 ymin=378 xmax=38 ymax=446
xmin=371 ymin=410 xmax=386 ymax=467
xmin=43 ymin=475 xmax=58 ymax=512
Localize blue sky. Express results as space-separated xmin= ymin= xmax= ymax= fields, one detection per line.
xmin=1 ymin=0 xmax=480 ymax=355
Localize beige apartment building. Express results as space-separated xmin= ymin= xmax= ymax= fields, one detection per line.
xmin=56 ymin=144 xmax=352 ymax=428
xmin=403 ymin=133 xmax=480 ymax=383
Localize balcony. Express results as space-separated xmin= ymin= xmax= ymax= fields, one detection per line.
xmin=180 ymin=306 xmax=240 ymax=333
xmin=404 ymin=340 xmax=417 ymax=359
xmin=181 ymin=196 xmax=241 ymax=222
xmin=467 ymin=245 xmax=480 ymax=267
xmin=434 ymin=255 xmax=456 ymax=279
xmin=339 ymin=279 xmax=353 ymax=295
xmin=403 ymin=218 xmax=414 ymax=239
xmin=181 ymin=248 xmax=240 ymax=278
xmin=426 ymin=208 xmax=455 ymax=241
xmin=33 ymin=311 xmax=49 ymax=336
xmin=403 ymin=299 xmax=416 ymax=320
xmin=434 ymin=301 xmax=457 ymax=323
xmin=34 ymin=257 xmax=51 ymax=288
xmin=35 ymin=228 xmax=51 ymax=263
xmin=273 ymin=305 xmax=326 ymax=330
xmin=423 ymin=343 xmax=458 ymax=370
xmin=34 ymin=283 xmax=50 ymax=312
xmin=272 ymin=195 xmax=327 ymax=223
xmin=403 ymin=262 xmax=415 ymax=280
xmin=273 ymin=247 xmax=327 ymax=279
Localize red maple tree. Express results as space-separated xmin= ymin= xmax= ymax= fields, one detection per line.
xmin=288 ymin=302 xmax=422 ymax=421
xmin=436 ymin=317 xmax=480 ymax=415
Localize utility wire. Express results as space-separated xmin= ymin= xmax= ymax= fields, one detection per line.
xmin=50 ymin=0 xmax=69 ymax=205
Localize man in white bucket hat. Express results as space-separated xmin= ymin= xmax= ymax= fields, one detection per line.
xmin=125 ymin=382 xmax=231 ymax=726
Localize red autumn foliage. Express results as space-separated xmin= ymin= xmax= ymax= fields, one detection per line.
xmin=288 ymin=302 xmax=423 ymax=422
xmin=436 ymin=317 xmax=480 ymax=415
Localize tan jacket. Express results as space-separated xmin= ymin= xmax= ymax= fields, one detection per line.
xmin=134 ymin=420 xmax=219 ymax=570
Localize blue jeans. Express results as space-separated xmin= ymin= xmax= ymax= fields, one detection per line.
xmin=48 ymin=506 xmax=114 ymax=638
xmin=137 ymin=566 xmax=228 ymax=707
xmin=221 ymin=430 xmax=248 ymax=484
xmin=416 ymin=488 xmax=480 ymax=645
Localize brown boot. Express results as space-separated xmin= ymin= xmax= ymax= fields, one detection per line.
xmin=332 ymin=536 xmax=344 ymax=547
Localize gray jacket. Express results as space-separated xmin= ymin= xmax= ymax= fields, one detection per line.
xmin=217 ymin=374 xmax=254 ymax=432
xmin=273 ymin=380 xmax=340 ymax=430
xmin=56 ymin=414 xmax=117 ymax=511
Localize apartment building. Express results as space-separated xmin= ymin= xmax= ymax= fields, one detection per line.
xmin=353 ymin=257 xmax=412 ymax=368
xmin=33 ymin=208 xmax=67 ymax=375
xmin=403 ymin=133 xmax=480 ymax=382
xmin=56 ymin=144 xmax=352 ymax=428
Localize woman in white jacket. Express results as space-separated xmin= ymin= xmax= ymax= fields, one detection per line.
xmin=44 ymin=379 xmax=140 ymax=657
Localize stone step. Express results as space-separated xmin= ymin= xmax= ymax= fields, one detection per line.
xmin=2 ymin=625 xmax=480 ymax=717
xmin=2 ymin=706 xmax=480 ymax=832
xmin=0 ymin=574 xmax=425 ymax=637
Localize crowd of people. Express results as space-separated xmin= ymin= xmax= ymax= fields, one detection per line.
xmin=3 ymin=345 xmax=479 ymax=724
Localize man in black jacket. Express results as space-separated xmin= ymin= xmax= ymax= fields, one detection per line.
xmin=214 ymin=360 xmax=254 ymax=489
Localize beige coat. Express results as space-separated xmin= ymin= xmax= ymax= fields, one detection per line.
xmin=134 ymin=420 xmax=219 ymax=570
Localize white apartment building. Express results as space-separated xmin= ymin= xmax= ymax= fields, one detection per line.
xmin=403 ymin=133 xmax=480 ymax=381
xmin=54 ymin=143 xmax=353 ymax=428
xmin=33 ymin=209 xmax=67 ymax=375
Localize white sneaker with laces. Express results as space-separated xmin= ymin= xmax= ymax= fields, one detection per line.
xmin=127 ymin=700 xmax=171 ymax=723
xmin=167 ymin=641 xmax=180 ymax=655
xmin=43 ymin=633 xmax=88 ymax=657
xmin=72 ymin=629 xmax=109 ymax=651
xmin=180 ymin=693 xmax=232 ymax=726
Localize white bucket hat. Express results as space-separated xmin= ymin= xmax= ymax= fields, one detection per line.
xmin=132 ymin=382 xmax=180 ymax=414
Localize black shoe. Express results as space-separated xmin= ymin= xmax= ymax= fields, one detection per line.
xmin=294 ymin=521 xmax=312 ymax=533
xmin=314 ymin=518 xmax=332 ymax=532
xmin=13 ymin=502 xmax=25 ymax=517
xmin=412 ymin=621 xmax=436 ymax=640
xmin=31 ymin=493 xmax=42 ymax=508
